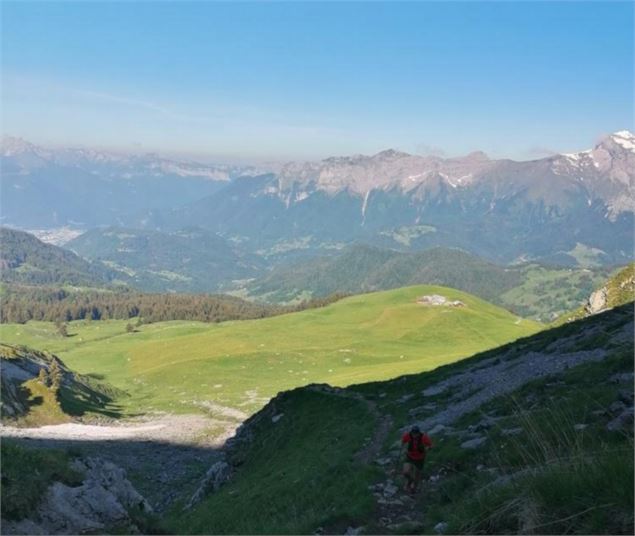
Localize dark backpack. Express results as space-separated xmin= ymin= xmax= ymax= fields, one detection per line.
xmin=407 ymin=433 xmax=425 ymax=453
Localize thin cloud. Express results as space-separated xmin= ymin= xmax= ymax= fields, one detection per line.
xmin=415 ymin=143 xmax=447 ymax=157
xmin=524 ymin=145 xmax=559 ymax=158
xmin=71 ymin=88 xmax=208 ymax=124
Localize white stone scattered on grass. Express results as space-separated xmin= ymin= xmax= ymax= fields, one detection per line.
xmin=460 ymin=436 xmax=487 ymax=449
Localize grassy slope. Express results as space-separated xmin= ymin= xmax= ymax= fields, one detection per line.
xmin=0 ymin=285 xmax=540 ymax=417
xmin=557 ymin=262 xmax=635 ymax=324
xmin=179 ymin=389 xmax=379 ymax=534
xmin=0 ymin=441 xmax=83 ymax=521
xmin=174 ymin=304 xmax=634 ymax=535
xmin=1 ymin=343 xmax=125 ymax=424
xmin=603 ymin=263 xmax=635 ymax=308
xmin=498 ymin=264 xmax=607 ymax=321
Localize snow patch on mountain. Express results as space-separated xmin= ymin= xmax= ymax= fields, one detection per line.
xmin=610 ymin=130 xmax=635 ymax=152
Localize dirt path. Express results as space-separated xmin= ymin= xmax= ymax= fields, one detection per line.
xmin=306 ymin=384 xmax=394 ymax=464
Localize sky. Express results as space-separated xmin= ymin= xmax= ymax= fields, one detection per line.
xmin=1 ymin=1 xmax=634 ymax=162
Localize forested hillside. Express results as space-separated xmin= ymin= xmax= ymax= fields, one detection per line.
xmin=0 ymin=227 xmax=118 ymax=287
xmin=67 ymin=227 xmax=263 ymax=293
xmin=0 ymin=285 xmax=345 ymax=324
xmin=244 ymin=244 xmax=608 ymax=320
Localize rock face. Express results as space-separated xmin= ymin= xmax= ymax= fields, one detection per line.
xmin=1 ymin=458 xmax=152 ymax=535
xmin=585 ymin=288 xmax=608 ymax=315
xmin=0 ymin=345 xmax=69 ymax=419
xmin=156 ymin=131 xmax=634 ymax=267
xmin=185 ymin=460 xmax=231 ymax=510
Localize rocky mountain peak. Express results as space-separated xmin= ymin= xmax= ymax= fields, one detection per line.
xmin=373 ymin=149 xmax=411 ymax=160
xmin=602 ymin=130 xmax=635 ymax=153
xmin=457 ymin=150 xmax=490 ymax=163
xmin=1 ymin=135 xmax=40 ymax=157
xmin=583 ymin=130 xmax=635 ymax=158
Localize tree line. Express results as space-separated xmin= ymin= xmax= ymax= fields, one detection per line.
xmin=0 ymin=286 xmax=347 ymax=324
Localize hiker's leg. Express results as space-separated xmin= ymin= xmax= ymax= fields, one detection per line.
xmin=408 ymin=467 xmax=419 ymax=492
xmin=414 ymin=467 xmax=423 ymax=492
xmin=402 ymin=463 xmax=413 ymax=490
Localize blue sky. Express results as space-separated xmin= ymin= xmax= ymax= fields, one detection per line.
xmin=2 ymin=1 xmax=633 ymax=161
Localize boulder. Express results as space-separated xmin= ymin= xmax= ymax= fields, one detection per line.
xmin=382 ymin=483 xmax=398 ymax=497
xmin=27 ymin=457 xmax=152 ymax=535
xmin=460 ymin=436 xmax=487 ymax=449
xmin=585 ymin=288 xmax=607 ymax=315
xmin=609 ymin=372 xmax=634 ymax=384
xmin=609 ymin=401 xmax=627 ymax=413
xmin=428 ymin=424 xmax=450 ymax=436
xmin=434 ymin=521 xmax=449 ymax=534
xmin=422 ymin=385 xmax=448 ymax=397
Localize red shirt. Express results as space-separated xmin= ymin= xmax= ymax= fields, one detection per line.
xmin=402 ymin=432 xmax=433 ymax=460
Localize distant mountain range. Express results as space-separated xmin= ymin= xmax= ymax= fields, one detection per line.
xmin=0 ymin=136 xmax=265 ymax=228
xmin=2 ymin=132 xmax=633 ymax=266
xmin=140 ymin=131 xmax=635 ymax=265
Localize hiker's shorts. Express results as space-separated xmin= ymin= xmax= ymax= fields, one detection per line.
xmin=405 ymin=456 xmax=425 ymax=471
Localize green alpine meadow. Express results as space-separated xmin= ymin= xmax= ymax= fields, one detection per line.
xmin=1 ymin=285 xmax=540 ymax=417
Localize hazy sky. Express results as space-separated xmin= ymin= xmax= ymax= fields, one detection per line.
xmin=2 ymin=1 xmax=633 ymax=161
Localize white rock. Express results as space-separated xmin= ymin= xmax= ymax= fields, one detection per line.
xmin=460 ymin=436 xmax=487 ymax=449
xmin=434 ymin=521 xmax=448 ymax=534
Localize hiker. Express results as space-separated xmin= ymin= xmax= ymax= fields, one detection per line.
xmin=401 ymin=425 xmax=432 ymax=493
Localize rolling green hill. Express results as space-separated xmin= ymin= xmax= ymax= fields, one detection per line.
xmin=242 ymin=244 xmax=608 ymax=321
xmin=0 ymin=227 xmax=119 ymax=287
xmin=0 ymin=285 xmax=540 ymax=417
